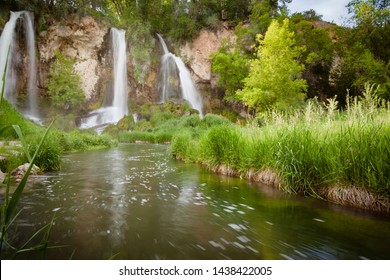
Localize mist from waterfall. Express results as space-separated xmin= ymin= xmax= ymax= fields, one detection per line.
xmin=157 ymin=34 xmax=203 ymax=118
xmin=0 ymin=11 xmax=40 ymax=123
xmin=79 ymin=28 xmax=128 ymax=132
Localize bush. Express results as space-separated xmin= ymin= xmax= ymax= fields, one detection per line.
xmin=199 ymin=124 xmax=243 ymax=168
xmin=118 ymin=131 xmax=155 ymax=143
xmin=47 ymin=51 xmax=85 ymax=112
xmin=171 ymin=132 xmax=191 ymax=159
xmin=201 ymin=114 xmax=231 ymax=128
xmin=26 ymin=133 xmax=62 ymax=171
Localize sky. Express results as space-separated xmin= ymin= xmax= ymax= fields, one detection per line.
xmin=287 ymin=0 xmax=352 ymax=26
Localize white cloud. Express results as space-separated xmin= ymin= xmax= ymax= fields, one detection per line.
xmin=287 ymin=0 xmax=351 ymax=25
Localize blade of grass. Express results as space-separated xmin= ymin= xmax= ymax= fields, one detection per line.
xmin=1 ymin=48 xmax=10 ymax=104
xmin=14 ymin=214 xmax=60 ymax=259
xmin=4 ymin=121 xmax=53 ymax=225
xmin=12 ymin=125 xmax=32 ymax=162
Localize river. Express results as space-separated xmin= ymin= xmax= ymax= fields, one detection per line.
xmin=5 ymin=144 xmax=390 ymax=259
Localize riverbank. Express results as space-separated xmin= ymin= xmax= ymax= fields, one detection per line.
xmin=194 ymin=163 xmax=390 ymax=213
xmin=0 ymin=100 xmax=116 ymax=173
xmin=170 ymin=95 xmax=390 ymax=214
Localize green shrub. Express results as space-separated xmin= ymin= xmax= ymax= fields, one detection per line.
xmin=118 ymin=131 xmax=155 ymax=143
xmin=171 ymin=133 xmax=191 ymax=159
xmin=150 ymin=111 xmax=174 ymax=127
xmin=26 ymin=134 xmax=62 ymax=171
xmin=183 ymin=114 xmax=202 ymax=128
xmin=46 ymin=51 xmax=85 ymax=112
xmin=200 ymin=124 xmax=243 ymax=168
xmin=201 ymin=114 xmax=231 ymax=128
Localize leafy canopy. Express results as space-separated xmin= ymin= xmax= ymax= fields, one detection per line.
xmin=237 ymin=18 xmax=307 ymax=113
xmin=210 ymin=39 xmax=250 ymax=101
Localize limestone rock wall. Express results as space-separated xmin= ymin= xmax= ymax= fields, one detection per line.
xmin=179 ymin=24 xmax=234 ymax=84
xmin=38 ymin=16 xmax=108 ymax=101
xmin=36 ymin=16 xmax=231 ymax=113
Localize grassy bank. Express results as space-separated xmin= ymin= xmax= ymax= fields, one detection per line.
xmin=0 ymin=100 xmax=115 ymax=172
xmin=116 ymin=104 xmax=231 ymax=144
xmin=171 ymin=92 xmax=390 ymax=212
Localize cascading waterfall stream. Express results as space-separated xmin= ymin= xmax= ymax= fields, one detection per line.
xmin=0 ymin=11 xmax=40 ymax=123
xmin=157 ymin=34 xmax=204 ymax=118
xmin=79 ymin=28 xmax=128 ymax=132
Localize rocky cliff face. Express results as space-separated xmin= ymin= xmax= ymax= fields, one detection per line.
xmin=39 ymin=16 xmax=108 ymax=101
xmin=178 ymin=24 xmax=235 ymax=114
xmin=38 ymin=15 xmax=159 ymax=109
xmin=179 ymin=24 xmax=234 ymax=85
xmin=35 ymin=16 xmax=232 ymax=115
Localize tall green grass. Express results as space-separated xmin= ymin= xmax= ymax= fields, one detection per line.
xmin=118 ymin=113 xmax=231 ymax=144
xmin=0 ymin=100 xmax=115 ymax=172
xmin=171 ymin=84 xmax=390 ymax=197
xmin=0 ymin=123 xmax=66 ymax=258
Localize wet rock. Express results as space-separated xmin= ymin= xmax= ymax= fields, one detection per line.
xmin=11 ymin=163 xmax=40 ymax=182
xmin=179 ymin=26 xmax=235 ymax=83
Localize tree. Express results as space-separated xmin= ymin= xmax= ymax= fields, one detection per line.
xmin=237 ymin=18 xmax=307 ymax=113
xmin=347 ymin=0 xmax=390 ymax=61
xmin=47 ymin=52 xmax=85 ymax=111
xmin=210 ymin=39 xmax=250 ymax=100
xmin=290 ymin=17 xmax=335 ymax=100
xmin=333 ymin=42 xmax=390 ymax=100
xmin=348 ymin=0 xmax=390 ymax=27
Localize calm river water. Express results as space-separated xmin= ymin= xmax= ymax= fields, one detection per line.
xmin=6 ymin=144 xmax=390 ymax=259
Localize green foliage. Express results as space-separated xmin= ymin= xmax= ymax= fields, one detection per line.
xmin=47 ymin=52 xmax=85 ymax=112
xmin=173 ymin=87 xmax=390 ymax=196
xmin=25 ymin=133 xmax=62 ymax=171
xmin=118 ymin=131 xmax=156 ymax=143
xmin=1 ymin=121 xmax=53 ymax=256
xmin=348 ymin=0 xmax=390 ymax=28
xmin=334 ymin=42 xmax=390 ymax=100
xmin=57 ymin=129 xmax=114 ymax=152
xmin=118 ymin=108 xmax=231 ymax=145
xmin=0 ymin=100 xmax=44 ymax=140
xmin=168 ymin=14 xmax=198 ymax=42
xmin=237 ymin=19 xmax=307 ymax=113
xmin=348 ymin=0 xmax=390 ymax=61
xmin=210 ymin=40 xmax=250 ymax=100
xmin=290 ymin=18 xmax=335 ymax=99
xmin=125 ymin=19 xmax=155 ymax=85
xmin=199 ymin=124 xmax=243 ymax=167
xmin=202 ymin=113 xmax=231 ymax=127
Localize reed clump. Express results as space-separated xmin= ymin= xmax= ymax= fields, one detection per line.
xmin=171 ymin=84 xmax=390 ymax=212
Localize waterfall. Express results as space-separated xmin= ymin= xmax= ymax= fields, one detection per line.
xmin=79 ymin=28 xmax=128 ymax=132
xmin=0 ymin=11 xmax=40 ymax=123
xmin=157 ymin=34 xmax=204 ymax=118
xmin=111 ymin=28 xmax=128 ymax=120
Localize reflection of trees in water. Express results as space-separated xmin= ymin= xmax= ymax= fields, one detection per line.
xmin=13 ymin=145 xmax=390 ymax=259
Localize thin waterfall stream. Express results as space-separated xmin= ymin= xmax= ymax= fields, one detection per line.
xmin=157 ymin=34 xmax=204 ymax=118
xmin=79 ymin=28 xmax=128 ymax=132
xmin=0 ymin=11 xmax=40 ymax=123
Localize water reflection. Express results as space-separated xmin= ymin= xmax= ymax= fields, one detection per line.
xmin=4 ymin=144 xmax=390 ymax=260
